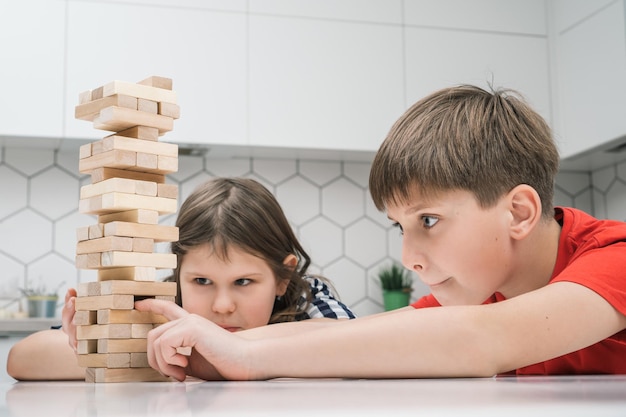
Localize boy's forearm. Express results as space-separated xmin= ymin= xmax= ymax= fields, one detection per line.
xmin=249 ymin=307 xmax=497 ymax=380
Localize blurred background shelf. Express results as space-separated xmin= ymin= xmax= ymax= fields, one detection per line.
xmin=0 ymin=318 xmax=59 ymax=337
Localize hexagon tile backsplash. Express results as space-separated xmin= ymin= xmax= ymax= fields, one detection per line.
xmin=1 ymin=146 xmax=625 ymax=318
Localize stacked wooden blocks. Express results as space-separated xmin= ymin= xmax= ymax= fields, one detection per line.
xmin=74 ymin=76 xmax=180 ymax=382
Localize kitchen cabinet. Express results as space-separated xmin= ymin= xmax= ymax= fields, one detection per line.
xmin=1 ymin=0 xmax=606 ymax=160
xmin=63 ymin=1 xmax=248 ymax=147
xmin=247 ymin=14 xmax=405 ymax=152
xmin=0 ymin=0 xmax=65 ymax=139
xmin=552 ymin=0 xmax=626 ymax=160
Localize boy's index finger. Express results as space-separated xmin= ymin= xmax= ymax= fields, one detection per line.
xmin=135 ymin=298 xmax=188 ymax=321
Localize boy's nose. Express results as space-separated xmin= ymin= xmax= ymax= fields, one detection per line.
xmin=402 ymin=236 xmax=425 ymax=273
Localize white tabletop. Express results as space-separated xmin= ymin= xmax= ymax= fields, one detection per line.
xmin=2 ymin=375 xmax=626 ymax=416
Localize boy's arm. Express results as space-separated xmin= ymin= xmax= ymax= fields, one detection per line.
xmin=140 ymin=281 xmax=625 ymax=380
xmin=247 ymin=281 xmax=625 ymax=379
xmin=6 ymin=329 xmax=85 ymax=381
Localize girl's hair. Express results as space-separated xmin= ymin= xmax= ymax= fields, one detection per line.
xmin=369 ymin=84 xmax=559 ymax=218
xmin=170 ymin=177 xmax=313 ymax=323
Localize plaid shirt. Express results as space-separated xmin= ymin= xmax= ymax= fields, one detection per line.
xmin=297 ymin=276 xmax=356 ymax=320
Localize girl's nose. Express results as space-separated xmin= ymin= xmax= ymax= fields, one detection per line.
xmin=211 ymin=290 xmax=236 ymax=314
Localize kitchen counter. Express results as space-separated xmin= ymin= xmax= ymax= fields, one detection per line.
xmin=2 ymin=375 xmax=626 ymax=416
xmin=0 ymin=318 xmax=59 ymax=337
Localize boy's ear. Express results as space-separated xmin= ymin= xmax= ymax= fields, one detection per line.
xmin=506 ymin=184 xmax=542 ymax=240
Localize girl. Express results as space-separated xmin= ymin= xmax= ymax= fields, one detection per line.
xmin=7 ymin=177 xmax=355 ymax=380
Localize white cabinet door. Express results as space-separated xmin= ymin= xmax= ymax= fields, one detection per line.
xmin=248 ymin=14 xmax=405 ymax=152
xmin=64 ymin=1 xmax=248 ymax=146
xmin=0 ymin=0 xmax=65 ymax=139
xmin=554 ymin=0 xmax=626 ymax=159
xmin=403 ymin=0 xmax=551 ymax=129
xmin=404 ymin=28 xmax=551 ymax=126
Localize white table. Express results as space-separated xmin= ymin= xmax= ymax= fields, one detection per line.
xmin=2 ymin=375 xmax=626 ymax=416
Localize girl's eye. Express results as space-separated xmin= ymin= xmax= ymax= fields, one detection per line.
xmin=235 ymin=278 xmax=252 ymax=286
xmin=391 ymin=222 xmax=404 ymax=235
xmin=422 ymin=216 xmax=439 ymax=229
xmin=194 ymin=278 xmax=212 ymax=285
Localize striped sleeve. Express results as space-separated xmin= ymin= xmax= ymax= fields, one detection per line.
xmin=298 ymin=276 xmax=356 ymax=320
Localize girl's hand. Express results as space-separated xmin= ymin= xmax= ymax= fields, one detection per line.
xmin=61 ymin=288 xmax=78 ymax=351
xmin=135 ymin=298 xmax=256 ymax=382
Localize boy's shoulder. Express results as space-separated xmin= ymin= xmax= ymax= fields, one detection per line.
xmin=557 ymin=206 xmax=626 ymax=248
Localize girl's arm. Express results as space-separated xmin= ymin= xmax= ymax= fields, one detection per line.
xmin=6 ymin=329 xmax=85 ymax=381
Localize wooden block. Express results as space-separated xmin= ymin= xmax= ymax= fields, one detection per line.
xmin=103 ymin=221 xmax=179 ymax=242
xmin=98 ymin=338 xmax=147 ymax=353
xmin=77 ymin=226 xmax=90 ymax=242
xmin=88 ymin=224 xmax=104 ymax=239
xmin=75 ymin=94 xmax=137 ymax=121
xmin=138 ymin=76 xmax=173 ymax=90
xmin=92 ymin=106 xmax=174 ymax=135
xmin=80 ymin=150 xmax=177 ymax=176
xmin=77 ymin=323 xmax=132 ymax=340
xmin=77 ymin=353 xmax=130 ymax=368
xmin=97 ymin=267 xmax=157 ymax=282
xmin=76 ymin=253 xmax=102 ymax=269
xmin=111 ymin=126 xmax=159 ymax=141
xmin=158 ymin=102 xmax=180 ymax=119
xmin=74 ymin=310 xmax=98 ymax=326
xmin=79 ymin=143 xmax=92 ymax=159
xmin=98 ymin=209 xmax=159 ymax=225
xmin=85 ymin=280 xmax=176 ymax=297
xmin=86 ymin=366 xmax=172 ymax=383
xmin=131 ymin=323 xmax=155 ymax=338
xmin=102 ymin=80 xmax=177 ymax=104
xmin=91 ymin=86 xmax=104 ymax=100
xmin=74 ymin=294 xmax=134 ymax=311
xmin=79 ymin=149 xmax=136 ymax=174
xmin=100 ymin=251 xmax=177 ymax=269
xmin=78 ymin=90 xmax=92 ymax=105
xmin=79 ymin=192 xmax=178 ymax=215
xmin=90 ymin=167 xmax=166 ymax=185
xmin=77 ymin=339 xmax=98 ymax=354
xmin=136 ymin=152 xmax=158 ymax=170
xmin=132 ymin=238 xmax=154 ymax=253
xmin=137 ymin=98 xmax=158 ymax=114
xmin=157 ymin=155 xmax=178 ymax=173
xmin=76 ymin=236 xmax=134 ymax=254
xmin=157 ymin=183 xmax=178 ymax=199
xmin=80 ymin=177 xmax=158 ymax=199
xmin=97 ymin=309 xmax=168 ymax=324
xmin=130 ymin=352 xmax=150 ymax=368
xmin=99 ymin=135 xmax=178 ymax=158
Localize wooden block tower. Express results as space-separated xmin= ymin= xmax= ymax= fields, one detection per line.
xmin=74 ymin=76 xmax=180 ymax=382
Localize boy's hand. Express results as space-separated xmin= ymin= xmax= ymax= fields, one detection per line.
xmin=61 ymin=288 xmax=78 ymax=351
xmin=135 ymin=298 xmax=255 ymax=382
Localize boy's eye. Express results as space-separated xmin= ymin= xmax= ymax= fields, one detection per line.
xmin=194 ymin=278 xmax=212 ymax=285
xmin=235 ymin=278 xmax=252 ymax=286
xmin=391 ymin=222 xmax=404 ymax=235
xmin=422 ymin=216 xmax=439 ymax=228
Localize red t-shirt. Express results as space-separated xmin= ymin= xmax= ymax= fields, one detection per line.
xmin=411 ymin=207 xmax=626 ymax=375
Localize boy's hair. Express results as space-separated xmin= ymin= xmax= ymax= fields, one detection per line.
xmin=369 ymin=85 xmax=559 ymax=218
xmin=171 ymin=177 xmax=312 ymax=323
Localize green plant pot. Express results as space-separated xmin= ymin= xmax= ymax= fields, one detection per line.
xmin=382 ymin=290 xmax=411 ymax=311
xmin=27 ymin=295 xmax=58 ymax=318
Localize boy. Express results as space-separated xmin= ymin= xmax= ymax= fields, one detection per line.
xmin=138 ymin=85 xmax=626 ymax=381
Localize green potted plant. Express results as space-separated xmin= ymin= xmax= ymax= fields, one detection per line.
xmin=377 ymin=263 xmax=413 ymax=311
xmin=20 ymin=280 xmax=64 ymax=318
